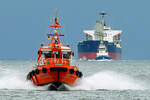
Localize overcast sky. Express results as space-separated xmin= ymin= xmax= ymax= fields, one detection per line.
xmin=0 ymin=0 xmax=149 ymax=60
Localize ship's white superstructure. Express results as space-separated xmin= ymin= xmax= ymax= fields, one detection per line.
xmin=84 ymin=26 xmax=122 ymax=43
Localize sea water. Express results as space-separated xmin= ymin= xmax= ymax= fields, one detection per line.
xmin=0 ymin=60 xmax=150 ymax=100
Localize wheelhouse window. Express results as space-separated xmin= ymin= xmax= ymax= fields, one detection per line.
xmin=42 ymin=51 xmax=51 ymax=58
xmin=62 ymin=51 xmax=71 ymax=59
xmin=53 ymin=51 xmax=60 ymax=58
xmin=38 ymin=50 xmax=71 ymax=59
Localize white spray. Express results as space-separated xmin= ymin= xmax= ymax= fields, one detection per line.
xmin=68 ymin=71 xmax=147 ymax=90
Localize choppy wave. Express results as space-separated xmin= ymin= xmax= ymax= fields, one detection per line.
xmin=0 ymin=61 xmax=149 ymax=90
xmin=0 ymin=68 xmax=35 ymax=89
xmin=68 ymin=71 xmax=147 ymax=90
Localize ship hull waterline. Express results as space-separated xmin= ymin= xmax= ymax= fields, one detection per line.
xmin=78 ymin=52 xmax=121 ymax=60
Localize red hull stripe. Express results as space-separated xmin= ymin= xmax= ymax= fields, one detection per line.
xmin=78 ymin=52 xmax=121 ymax=60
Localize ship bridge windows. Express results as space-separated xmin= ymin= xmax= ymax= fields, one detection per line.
xmin=53 ymin=51 xmax=60 ymax=58
xmin=41 ymin=51 xmax=52 ymax=58
xmin=52 ymin=51 xmax=71 ymax=59
xmin=39 ymin=50 xmax=71 ymax=59
xmin=62 ymin=51 xmax=71 ymax=59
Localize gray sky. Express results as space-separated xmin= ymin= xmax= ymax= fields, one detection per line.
xmin=0 ymin=0 xmax=149 ymax=60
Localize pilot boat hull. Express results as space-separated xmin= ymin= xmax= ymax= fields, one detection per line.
xmin=27 ymin=65 xmax=82 ymax=90
xmin=95 ymin=55 xmax=112 ymax=60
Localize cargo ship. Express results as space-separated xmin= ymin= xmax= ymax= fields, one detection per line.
xmin=78 ymin=12 xmax=122 ymax=60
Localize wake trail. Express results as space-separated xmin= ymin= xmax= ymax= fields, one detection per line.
xmin=0 ymin=68 xmax=48 ymax=90
xmin=68 ymin=71 xmax=147 ymax=90
xmin=0 ymin=68 xmax=148 ymax=90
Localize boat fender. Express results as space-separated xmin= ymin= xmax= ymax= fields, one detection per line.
xmin=78 ymin=72 xmax=83 ymax=78
xmin=76 ymin=71 xmax=83 ymax=78
xmin=27 ymin=72 xmax=32 ymax=80
xmin=69 ymin=69 xmax=74 ymax=74
xmin=31 ymin=70 xmax=35 ymax=76
xmin=35 ymin=69 xmax=40 ymax=74
xmin=76 ymin=71 xmax=79 ymax=77
xmin=42 ymin=68 xmax=47 ymax=73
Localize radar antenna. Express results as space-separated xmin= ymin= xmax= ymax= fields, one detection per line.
xmin=99 ymin=11 xmax=108 ymax=26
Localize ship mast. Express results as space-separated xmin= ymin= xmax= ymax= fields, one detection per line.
xmin=99 ymin=12 xmax=108 ymax=27
xmin=47 ymin=10 xmax=64 ymax=47
xmin=94 ymin=12 xmax=108 ymax=43
xmin=99 ymin=12 xmax=108 ymax=43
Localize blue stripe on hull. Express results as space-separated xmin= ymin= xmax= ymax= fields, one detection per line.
xmin=95 ymin=56 xmax=112 ymax=60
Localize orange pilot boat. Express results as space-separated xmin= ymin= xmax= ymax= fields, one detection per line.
xmin=27 ymin=13 xmax=83 ymax=90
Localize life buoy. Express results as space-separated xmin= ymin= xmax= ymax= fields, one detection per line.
xmin=35 ymin=69 xmax=40 ymax=74
xmin=69 ymin=69 xmax=74 ymax=74
xmin=42 ymin=68 xmax=47 ymax=73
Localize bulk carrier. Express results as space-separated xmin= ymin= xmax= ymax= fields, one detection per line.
xmin=78 ymin=12 xmax=122 ymax=60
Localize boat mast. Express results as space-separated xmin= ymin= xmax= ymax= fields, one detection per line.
xmin=48 ymin=9 xmax=64 ymax=47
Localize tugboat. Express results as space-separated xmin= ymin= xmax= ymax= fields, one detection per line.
xmin=95 ymin=41 xmax=112 ymax=60
xmin=27 ymin=12 xmax=83 ymax=90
